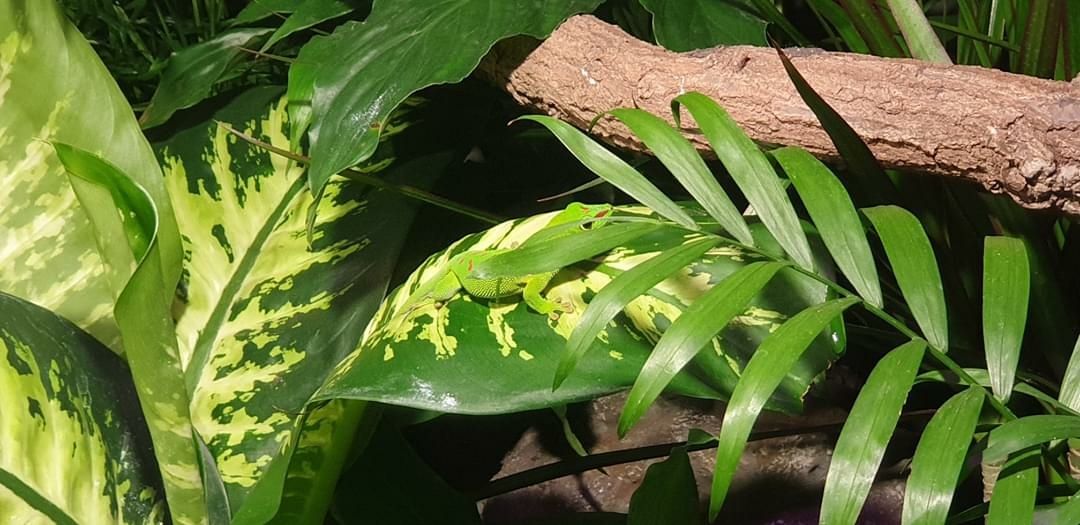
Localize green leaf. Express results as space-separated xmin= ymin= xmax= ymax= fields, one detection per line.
xmin=1034 ymin=493 xmax=1080 ymax=525
xmin=902 ymin=387 xmax=983 ymax=525
xmin=619 ymin=261 xmax=786 ymax=436
xmin=984 ymin=415 xmax=1080 ymax=464
xmin=140 ymin=28 xmax=272 ymax=128
xmin=1058 ymin=335 xmax=1080 ymax=411
xmin=332 ymin=424 xmax=482 ymax=525
xmin=317 ymin=207 xmax=844 ymax=415
xmin=156 ymin=87 xmax=436 ymax=519
xmin=773 ymin=147 xmax=882 ymax=307
xmin=885 ymin=0 xmax=951 ymax=63
xmin=822 ymin=340 xmax=925 ymax=525
xmin=983 ymin=236 xmax=1030 ymax=402
xmin=514 ymin=116 xmax=698 ymax=230
xmin=670 ymin=93 xmax=814 ymax=270
xmin=709 ymin=298 xmax=858 ymax=520
xmin=0 ymin=292 xmax=164 ymax=524
xmin=805 ymin=0 xmax=870 ymax=53
xmin=556 ymin=237 xmax=719 ymax=389
xmin=263 ymin=0 xmax=354 ymax=51
xmin=1016 ymin=0 xmax=1064 ymax=78
xmin=863 ymin=206 xmax=948 ymax=351
xmin=638 ymin=0 xmax=766 ymax=51
xmin=627 ymin=446 xmax=703 ymax=525
xmin=52 ymin=144 xmax=206 ymax=524
xmin=296 ymin=0 xmax=603 ymax=199
xmin=233 ymin=0 xmax=296 ymax=25
xmin=832 ymin=0 xmax=905 ymax=57
xmin=0 ymin=0 xmax=182 ymax=350
xmin=987 ymin=447 xmax=1040 ymax=525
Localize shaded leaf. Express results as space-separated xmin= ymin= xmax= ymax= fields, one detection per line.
xmin=774 ymin=147 xmax=882 ymax=307
xmin=233 ymin=0 xmax=295 ymax=25
xmin=639 ymin=0 xmax=766 ymax=51
xmin=709 ymin=298 xmax=858 ymax=519
xmin=983 ymin=236 xmax=1030 ymax=402
xmin=902 ymin=387 xmax=983 ymax=525
xmin=822 ymin=340 xmax=925 ymax=525
xmin=263 ymin=0 xmax=355 ymax=50
xmin=627 ymin=446 xmax=703 ymax=525
xmin=984 ymin=415 xmax=1080 ymax=464
xmin=863 ymin=206 xmax=948 ymax=351
xmin=885 ymin=0 xmax=951 ymax=63
xmin=987 ymin=447 xmax=1040 ymax=525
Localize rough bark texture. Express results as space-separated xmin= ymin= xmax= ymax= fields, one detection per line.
xmin=478 ymin=15 xmax=1080 ymax=216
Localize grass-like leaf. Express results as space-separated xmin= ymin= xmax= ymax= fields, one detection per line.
xmin=805 ymin=0 xmax=870 ymax=53
xmin=885 ymin=0 xmax=951 ymax=63
xmin=555 ymin=237 xmax=720 ymax=389
xmin=709 ymin=298 xmax=859 ymax=520
xmin=515 ymin=116 xmax=698 ymax=230
xmin=833 ymin=0 xmax=904 ymax=57
xmin=1034 ymin=493 xmax=1080 ymax=525
xmin=773 ymin=147 xmax=882 ymax=307
xmin=669 ymin=94 xmax=813 ymax=269
xmin=1059 ymin=335 xmax=1080 ymax=411
xmin=627 ymin=446 xmax=703 ymax=525
xmin=605 ymin=108 xmax=752 ymax=242
xmin=986 ymin=447 xmax=1040 ymax=525
xmin=821 ymin=340 xmax=925 ymax=525
xmin=983 ymin=236 xmax=1030 ymax=402
xmin=471 ymin=222 xmax=664 ymax=279
xmin=863 ymin=206 xmax=949 ymax=352
xmin=619 ymin=261 xmax=787 ymax=436
xmin=984 ymin=415 xmax=1080 ymax=464
xmin=901 ymin=387 xmax=983 ymax=525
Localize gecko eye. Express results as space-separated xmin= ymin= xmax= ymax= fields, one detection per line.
xmin=467 ymin=260 xmax=474 ymax=271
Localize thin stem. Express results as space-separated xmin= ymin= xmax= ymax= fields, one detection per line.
xmin=470 ymin=410 xmax=937 ymax=500
xmin=237 ymin=47 xmax=295 ymax=64
xmin=218 ymin=122 xmax=505 ymax=225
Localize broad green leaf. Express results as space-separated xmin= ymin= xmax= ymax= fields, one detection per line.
xmin=987 ymin=447 xmax=1040 ymax=525
xmin=156 ymin=87 xmax=435 ymax=519
xmin=863 ymin=206 xmax=948 ymax=351
xmin=556 ymin=237 xmax=719 ymax=389
xmin=822 ymin=340 xmax=925 ymax=525
xmin=671 ymin=93 xmax=814 ymax=270
xmin=1059 ymin=335 xmax=1080 ymax=411
xmin=140 ymin=28 xmax=272 ymax=128
xmin=627 ymin=446 xmax=703 ymax=525
xmin=233 ymin=0 xmax=296 ymax=25
xmin=0 ymin=0 xmax=182 ymax=350
xmin=984 ymin=415 xmax=1080 ymax=463
xmin=639 ymin=0 xmax=766 ymax=51
xmin=514 ymin=116 xmax=698 ymax=230
xmin=902 ymin=387 xmax=983 ymax=525
xmin=619 ymin=261 xmax=786 ymax=436
xmin=774 ymin=46 xmax=895 ymax=206
xmin=0 ymin=292 xmax=164 ymax=524
xmin=606 ymin=107 xmax=752 ymax=245
xmin=1034 ymin=493 xmax=1080 ymax=525
xmin=983 ymin=236 xmax=1030 ymax=402
xmin=318 ymin=206 xmax=844 ymax=415
xmin=52 ymin=144 xmax=205 ymax=524
xmin=332 ymin=425 xmax=482 ymax=525
xmin=263 ymin=0 xmax=354 ymax=51
xmin=773 ymin=147 xmax=882 ymax=307
xmin=885 ymin=0 xmax=951 ymax=63
xmin=296 ymin=0 xmax=603 ymax=200
xmin=709 ymin=298 xmax=858 ymax=520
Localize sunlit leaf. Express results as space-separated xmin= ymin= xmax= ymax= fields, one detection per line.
xmin=1059 ymin=335 xmax=1080 ymax=411
xmin=984 ymin=415 xmax=1080 ymax=464
xmin=983 ymin=236 xmax=1030 ymax=402
xmin=986 ymin=447 xmax=1040 ymax=525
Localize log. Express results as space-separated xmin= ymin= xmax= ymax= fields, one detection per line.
xmin=478 ymin=15 xmax=1080 ymax=216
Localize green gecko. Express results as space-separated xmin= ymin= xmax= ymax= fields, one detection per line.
xmin=397 ymin=202 xmax=614 ymax=319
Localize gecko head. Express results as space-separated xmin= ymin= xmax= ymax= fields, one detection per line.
xmin=566 ymin=202 xmax=614 ymax=230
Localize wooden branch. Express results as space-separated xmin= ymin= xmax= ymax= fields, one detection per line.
xmin=478 ymin=15 xmax=1080 ymax=216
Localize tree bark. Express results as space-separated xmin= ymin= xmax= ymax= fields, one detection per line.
xmin=478 ymin=15 xmax=1080 ymax=217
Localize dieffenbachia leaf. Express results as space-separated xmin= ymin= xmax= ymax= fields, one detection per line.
xmin=317 ymin=206 xmax=844 ymax=415
xmin=671 ymin=92 xmax=814 ymax=270
xmin=902 ymin=386 xmax=982 ymax=525
xmin=52 ymin=143 xmax=205 ymax=524
xmin=982 ymin=236 xmax=1030 ymax=402
xmin=0 ymin=292 xmax=164 ymax=524
xmin=140 ymin=28 xmax=272 ymax=128
xmin=0 ymin=0 xmax=182 ymax=350
xmin=627 ymin=445 xmax=703 ymax=525
xmin=263 ymin=0 xmax=355 ymax=50
xmin=774 ymin=147 xmax=882 ymax=307
xmin=639 ymin=0 xmax=766 ymax=51
xmin=821 ymin=340 xmax=925 ymax=525
xmin=709 ymin=298 xmax=858 ymax=520
xmin=157 ymin=87 xmax=434 ymax=520
xmin=863 ymin=206 xmax=948 ymax=351
xmin=233 ymin=0 xmax=296 ymax=25
xmin=294 ymin=0 xmax=603 ymax=200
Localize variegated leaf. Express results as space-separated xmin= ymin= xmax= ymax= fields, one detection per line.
xmin=317 ymin=205 xmax=840 ymax=414
xmin=157 ymin=87 xmax=431 ymax=519
xmin=0 ymin=291 xmax=164 ymax=524
xmin=0 ymin=0 xmax=183 ymax=351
